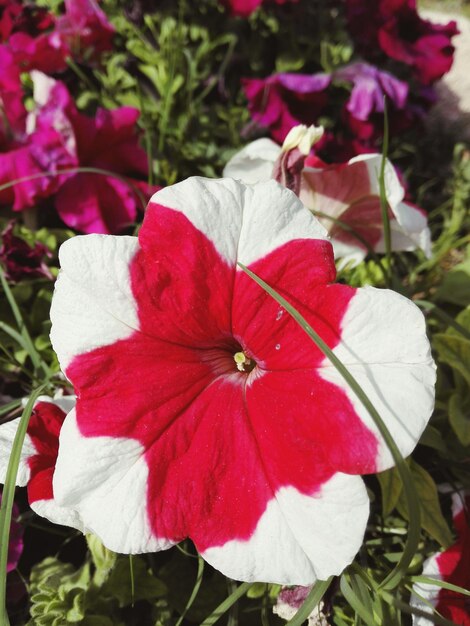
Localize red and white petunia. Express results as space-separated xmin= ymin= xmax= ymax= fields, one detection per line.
xmin=50 ymin=177 xmax=435 ymax=584
xmin=0 ymin=395 xmax=83 ymax=531
xmin=223 ymin=134 xmax=431 ymax=266
xmin=411 ymin=492 xmax=470 ymax=625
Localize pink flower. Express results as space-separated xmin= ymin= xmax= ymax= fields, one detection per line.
xmin=0 ymin=395 xmax=83 ymax=530
xmin=274 ymin=586 xmax=329 ymax=624
xmin=3 ymin=0 xmax=114 ymax=73
xmin=50 ymin=177 xmax=435 ymax=584
xmin=0 ymin=221 xmax=53 ymax=283
xmin=243 ymin=73 xmax=331 ymax=143
xmin=0 ymin=493 xmax=23 ymax=574
xmin=223 ymin=136 xmax=431 ymax=265
xmin=0 ymin=55 xmax=74 ymax=210
xmin=223 ymin=0 xmax=298 ymax=18
xmin=345 ymin=0 xmax=458 ymax=85
xmin=412 ymin=492 xmax=470 ymax=625
xmin=28 ymin=72 xmax=152 ymax=233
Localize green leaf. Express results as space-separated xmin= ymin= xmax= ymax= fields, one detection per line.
xmin=449 ymin=391 xmax=470 ymax=446
xmin=103 ymin=556 xmax=166 ymax=608
xmin=377 ymin=467 xmax=403 ymax=516
xmin=436 ymin=258 xmax=470 ymax=306
xmin=434 ymin=334 xmax=470 ymax=386
xmin=396 ymin=461 xmax=453 ymax=548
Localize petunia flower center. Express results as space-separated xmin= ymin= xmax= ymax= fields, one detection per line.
xmin=233 ymin=351 xmax=256 ymax=373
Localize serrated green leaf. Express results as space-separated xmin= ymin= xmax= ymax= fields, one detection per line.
xmin=397 ymin=461 xmax=453 ymax=547
xmin=86 ymin=534 xmax=118 ymax=586
xmin=377 ymin=467 xmax=403 ymax=516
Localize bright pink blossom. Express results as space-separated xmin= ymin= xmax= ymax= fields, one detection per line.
xmin=0 ymin=396 xmax=83 ymax=530
xmin=243 ymin=73 xmax=331 ymax=143
xmin=0 ymin=54 xmax=74 ymax=210
xmin=27 ymin=72 xmax=153 ymax=233
xmin=412 ymin=492 xmax=470 ymax=625
xmin=223 ymin=137 xmax=431 ymax=265
xmin=223 ymin=0 xmax=298 ymax=18
xmin=345 ymin=0 xmax=458 ymax=85
xmin=50 ymin=177 xmax=435 ymax=584
xmin=3 ymin=0 xmax=114 ymax=73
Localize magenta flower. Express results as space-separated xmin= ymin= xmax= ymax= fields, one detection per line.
xmin=345 ymin=0 xmax=458 ymax=85
xmin=4 ymin=0 xmax=114 ymax=73
xmin=28 ymin=72 xmax=152 ymax=234
xmin=412 ymin=492 xmax=470 ymax=625
xmin=0 ymin=53 xmax=73 ymax=210
xmin=50 ymin=177 xmax=434 ymax=584
xmin=0 ymin=396 xmax=83 ymax=530
xmin=243 ymin=73 xmax=331 ymax=143
xmin=0 ymin=221 xmax=53 ymax=283
xmin=0 ymin=495 xmax=23 ymax=574
xmin=223 ymin=135 xmax=431 ymax=265
xmin=222 ymin=0 xmax=298 ymax=18
xmin=335 ymin=62 xmax=408 ymax=124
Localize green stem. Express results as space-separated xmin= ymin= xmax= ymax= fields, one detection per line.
xmin=200 ymin=582 xmax=251 ymax=626
xmin=0 ymin=385 xmax=46 ymax=623
xmin=175 ymin=555 xmax=204 ymax=626
xmin=378 ymin=98 xmax=392 ymax=284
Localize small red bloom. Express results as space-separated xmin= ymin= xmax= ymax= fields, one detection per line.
xmin=412 ymin=493 xmax=470 ymax=625
xmin=0 ymin=396 xmax=83 ymax=530
xmin=223 ymin=0 xmax=298 ymax=18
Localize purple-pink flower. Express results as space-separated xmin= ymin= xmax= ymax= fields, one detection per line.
xmin=1 ymin=0 xmax=114 ymax=73
xmin=0 ymin=221 xmax=53 ymax=283
xmin=243 ymin=73 xmax=331 ymax=143
xmin=222 ymin=0 xmax=298 ymax=18
xmin=345 ymin=0 xmax=458 ymax=85
xmin=0 ymin=493 xmax=23 ymax=574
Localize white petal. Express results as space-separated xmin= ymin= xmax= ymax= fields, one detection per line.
xmin=237 ymin=180 xmax=328 ymax=267
xmin=0 ymin=420 xmax=34 ymax=486
xmin=53 ymin=410 xmax=173 ymax=554
xmin=223 ymin=138 xmax=281 ymax=185
xmin=349 ymin=154 xmax=405 ymax=208
xmin=320 ymin=286 xmax=436 ymax=471
xmin=410 ymin=553 xmax=442 ymax=626
xmin=31 ymin=498 xmax=85 ymax=533
xmin=50 ymin=234 xmax=140 ymax=371
xmin=202 ymin=473 xmax=369 ymax=585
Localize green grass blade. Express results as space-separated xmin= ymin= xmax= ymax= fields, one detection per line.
xmin=238 ymin=264 xmax=421 ymax=591
xmin=286 ymin=577 xmax=333 ymax=626
xmin=200 ymin=581 xmax=251 ymax=626
xmin=0 ymin=269 xmax=49 ymax=377
xmin=378 ymin=99 xmax=392 ymax=284
xmin=410 ymin=576 xmax=470 ymax=597
xmin=0 ymin=384 xmax=47 ymax=624
xmin=0 ymin=166 xmax=147 ymax=212
xmin=175 ymin=555 xmax=204 ymax=626
xmin=340 ymin=575 xmax=377 ymax=626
